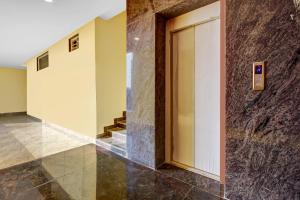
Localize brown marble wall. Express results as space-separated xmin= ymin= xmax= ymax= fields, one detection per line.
xmin=127 ymin=0 xmax=300 ymax=198
xmin=126 ymin=0 xmax=217 ymax=168
xmin=226 ymin=0 xmax=300 ymax=199
xmin=127 ymin=11 xmax=156 ymax=167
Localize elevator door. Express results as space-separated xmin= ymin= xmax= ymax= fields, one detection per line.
xmin=172 ymin=19 xmax=220 ymax=176
xmin=194 ymin=19 xmax=220 ymax=176
xmin=172 ymin=27 xmax=195 ymax=167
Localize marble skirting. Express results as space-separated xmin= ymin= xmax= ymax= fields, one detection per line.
xmin=0 ymin=112 xmax=27 ymax=117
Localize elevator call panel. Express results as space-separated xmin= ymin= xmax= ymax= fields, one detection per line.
xmin=253 ymin=61 xmax=265 ymax=91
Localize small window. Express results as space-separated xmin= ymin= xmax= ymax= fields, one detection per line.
xmin=69 ymin=34 xmax=79 ymax=52
xmin=37 ymin=52 xmax=49 ymax=71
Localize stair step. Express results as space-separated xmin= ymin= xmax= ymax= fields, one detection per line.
xmin=108 ymin=127 xmax=125 ymax=132
xmin=104 ymin=125 xmax=117 ymax=134
xmin=98 ymin=126 xmax=124 ymax=139
xmin=106 ymin=127 xmax=125 ymax=136
xmin=117 ymin=120 xmax=126 ymax=128
xmin=114 ymin=117 xmax=126 ymax=124
xmin=112 ymin=130 xmax=126 ymax=142
xmin=97 ymin=133 xmax=110 ymax=139
xmin=96 ymin=138 xmax=127 ymax=157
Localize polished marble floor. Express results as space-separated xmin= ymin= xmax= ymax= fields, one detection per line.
xmin=0 ymin=114 xmax=90 ymax=170
xmin=0 ymin=114 xmax=224 ymax=200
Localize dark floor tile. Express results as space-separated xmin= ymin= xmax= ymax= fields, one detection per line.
xmin=0 ymin=160 xmax=53 ymax=200
xmin=184 ymin=187 xmax=224 ymax=200
xmin=15 ymin=180 xmax=72 ymax=200
xmin=96 ymin=147 xmax=192 ymax=200
xmin=158 ymin=164 xmax=224 ymax=197
xmin=0 ymin=143 xmax=224 ymax=200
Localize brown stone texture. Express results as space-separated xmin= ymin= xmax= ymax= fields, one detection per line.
xmin=226 ymin=0 xmax=300 ymax=199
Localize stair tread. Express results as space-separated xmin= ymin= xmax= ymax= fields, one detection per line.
xmin=112 ymin=130 xmax=126 ymax=135
xmin=108 ymin=127 xmax=125 ymax=132
xmin=117 ymin=120 xmax=126 ymax=125
xmin=115 ymin=117 xmax=126 ymax=122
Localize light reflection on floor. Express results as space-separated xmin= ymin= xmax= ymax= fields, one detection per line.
xmin=0 ymin=114 xmax=90 ymax=170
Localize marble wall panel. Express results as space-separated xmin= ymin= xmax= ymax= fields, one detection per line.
xmin=155 ymin=0 xmax=218 ymax=18
xmin=226 ymin=0 xmax=300 ymax=199
xmin=127 ymin=0 xmax=217 ymax=22
xmin=127 ymin=14 xmax=156 ymax=168
xmin=126 ymin=0 xmax=219 ymax=169
xmin=128 ymin=0 xmax=300 ymax=198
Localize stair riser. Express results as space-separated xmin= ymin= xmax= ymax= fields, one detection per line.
xmin=112 ymin=131 xmax=126 ymax=142
xmin=117 ymin=123 xmax=126 ymax=129
xmin=114 ymin=117 xmax=126 ymax=124
xmin=96 ymin=140 xmax=127 ymax=157
xmin=96 ymin=111 xmax=127 ymax=139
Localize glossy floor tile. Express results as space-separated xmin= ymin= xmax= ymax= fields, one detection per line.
xmin=0 ymin=114 xmax=224 ymax=200
xmin=0 ymin=114 xmax=90 ymax=170
xmin=157 ymin=164 xmax=224 ymax=197
xmin=0 ymin=144 xmax=224 ymax=200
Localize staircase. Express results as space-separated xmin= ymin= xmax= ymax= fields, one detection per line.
xmin=97 ymin=111 xmax=126 ymax=141
xmin=96 ymin=111 xmax=127 ymax=157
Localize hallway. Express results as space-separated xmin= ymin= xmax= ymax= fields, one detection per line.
xmin=0 ymin=0 xmax=299 ymax=199
xmin=0 ymin=114 xmax=224 ymax=200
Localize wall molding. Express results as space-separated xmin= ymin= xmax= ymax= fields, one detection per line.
xmin=0 ymin=112 xmax=27 ymax=116
xmin=42 ymin=120 xmax=96 ymax=144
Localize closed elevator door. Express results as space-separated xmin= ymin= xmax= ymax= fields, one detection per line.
xmin=172 ymin=18 xmax=220 ymax=176
xmin=172 ymin=27 xmax=195 ymax=167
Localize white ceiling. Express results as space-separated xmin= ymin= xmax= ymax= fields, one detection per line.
xmin=0 ymin=0 xmax=126 ymax=69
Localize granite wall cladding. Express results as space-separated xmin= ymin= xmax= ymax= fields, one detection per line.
xmin=128 ymin=0 xmax=300 ymax=198
xmin=226 ymin=0 xmax=300 ymax=199
xmin=127 ymin=13 xmax=156 ymax=168
xmin=126 ymin=0 xmax=218 ymax=169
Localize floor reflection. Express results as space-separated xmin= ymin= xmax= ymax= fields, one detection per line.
xmin=0 ymin=144 xmax=223 ymax=200
xmin=0 ymin=114 xmax=90 ymax=170
xmin=0 ymin=114 xmax=223 ymax=200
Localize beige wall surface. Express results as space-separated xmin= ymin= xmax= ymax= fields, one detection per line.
xmin=0 ymin=67 xmax=27 ymax=113
xmin=95 ymin=12 xmax=126 ymax=134
xmin=26 ymin=20 xmax=97 ymax=137
xmin=26 ymin=13 xmax=126 ymax=137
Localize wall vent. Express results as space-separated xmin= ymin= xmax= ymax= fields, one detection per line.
xmin=69 ymin=34 xmax=79 ymax=52
xmin=37 ymin=52 xmax=49 ymax=71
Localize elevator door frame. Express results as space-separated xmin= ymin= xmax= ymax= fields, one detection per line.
xmin=165 ymin=1 xmax=221 ymax=181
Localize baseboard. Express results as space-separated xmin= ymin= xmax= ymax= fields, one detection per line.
xmin=42 ymin=120 xmax=96 ymax=144
xmin=0 ymin=111 xmax=27 ymax=116
xmin=25 ymin=114 xmax=42 ymax=122
xmin=170 ymin=161 xmax=220 ymax=181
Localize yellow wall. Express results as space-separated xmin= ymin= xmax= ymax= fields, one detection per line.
xmin=26 ymin=13 xmax=126 ymax=137
xmin=26 ymin=20 xmax=97 ymax=137
xmin=0 ymin=67 xmax=27 ymax=113
xmin=95 ymin=12 xmax=126 ymax=134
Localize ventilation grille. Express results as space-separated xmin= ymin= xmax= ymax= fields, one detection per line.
xmin=37 ymin=52 xmax=49 ymax=71
xmin=69 ymin=34 xmax=79 ymax=52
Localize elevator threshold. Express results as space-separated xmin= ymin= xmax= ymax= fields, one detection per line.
xmin=169 ymin=161 xmax=220 ymax=181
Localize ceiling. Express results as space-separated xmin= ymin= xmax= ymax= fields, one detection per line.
xmin=0 ymin=0 xmax=126 ymax=69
